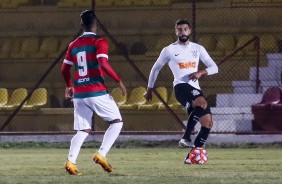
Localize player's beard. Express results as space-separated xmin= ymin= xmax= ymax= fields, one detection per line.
xmin=178 ymin=35 xmax=189 ymax=43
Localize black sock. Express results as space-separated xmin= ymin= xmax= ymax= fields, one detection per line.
xmin=194 ymin=127 xmax=210 ymax=147
xmin=182 ymin=111 xmax=198 ymax=142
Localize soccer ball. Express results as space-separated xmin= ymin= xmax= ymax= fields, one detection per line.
xmin=189 ymin=147 xmax=208 ymax=164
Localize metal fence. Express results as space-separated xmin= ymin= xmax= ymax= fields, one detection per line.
xmin=0 ymin=0 xmax=281 ymax=134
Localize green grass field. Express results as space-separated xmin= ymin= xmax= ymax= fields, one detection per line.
xmin=0 ymin=142 xmax=282 ymax=184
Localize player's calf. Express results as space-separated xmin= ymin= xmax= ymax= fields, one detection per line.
xmin=192 ymin=106 xmax=212 ymax=147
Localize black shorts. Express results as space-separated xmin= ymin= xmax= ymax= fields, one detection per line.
xmin=174 ymin=83 xmax=204 ymax=113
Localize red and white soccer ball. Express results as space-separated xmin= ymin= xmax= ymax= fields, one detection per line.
xmin=189 ymin=147 xmax=208 ymax=164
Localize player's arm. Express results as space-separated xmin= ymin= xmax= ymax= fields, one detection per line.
xmin=199 ymin=45 xmax=218 ymax=75
xmin=61 ymin=47 xmax=74 ymax=100
xmin=189 ymin=46 xmax=218 ymax=81
xmin=144 ymin=48 xmax=169 ymax=101
xmin=97 ymin=39 xmax=127 ymax=96
xmin=98 ymin=57 xmax=127 ymax=96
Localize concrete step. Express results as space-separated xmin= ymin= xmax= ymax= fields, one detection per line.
xmin=232 ymin=80 xmax=281 ymax=93
xmin=195 ymin=107 xmax=252 ymax=132
xmin=216 ymin=93 xmax=262 ymax=107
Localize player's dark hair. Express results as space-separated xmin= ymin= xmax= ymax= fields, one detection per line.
xmin=80 ymin=10 xmax=96 ymax=30
xmin=175 ymin=19 xmax=191 ymax=28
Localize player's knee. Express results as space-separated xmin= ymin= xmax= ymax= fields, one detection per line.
xmin=193 ymin=106 xmax=213 ymax=129
xmin=193 ymin=106 xmax=211 ymax=118
xmin=116 ymin=121 xmax=123 ymax=127
xmin=207 ymin=120 xmax=213 ymax=129
xmin=192 ymin=96 xmax=208 ymax=109
xmin=201 ymin=118 xmax=213 ymax=129
xmin=110 ymin=121 xmax=123 ymax=131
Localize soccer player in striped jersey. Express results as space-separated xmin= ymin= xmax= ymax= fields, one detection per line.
xmin=61 ymin=10 xmax=127 ymax=175
xmin=144 ymin=19 xmax=218 ymax=164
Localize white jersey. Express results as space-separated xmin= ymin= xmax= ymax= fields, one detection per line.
xmin=148 ymin=41 xmax=218 ymax=90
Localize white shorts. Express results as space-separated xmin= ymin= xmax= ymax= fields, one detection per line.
xmin=72 ymin=94 xmax=122 ymax=130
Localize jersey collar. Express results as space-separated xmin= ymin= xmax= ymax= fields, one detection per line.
xmin=83 ymin=32 xmax=96 ymax=35
xmin=177 ymin=40 xmax=190 ymax=46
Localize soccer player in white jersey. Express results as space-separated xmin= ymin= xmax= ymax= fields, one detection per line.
xmin=144 ymin=19 xmax=218 ymax=164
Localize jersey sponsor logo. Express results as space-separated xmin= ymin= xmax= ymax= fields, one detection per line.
xmin=178 ymin=61 xmax=196 ymax=69
xmin=191 ymin=89 xmax=200 ymax=96
xmin=78 ymin=77 xmax=90 ymax=83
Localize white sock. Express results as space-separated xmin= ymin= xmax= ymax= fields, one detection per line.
xmin=68 ymin=131 xmax=88 ymax=164
xmin=98 ymin=122 xmax=123 ymax=157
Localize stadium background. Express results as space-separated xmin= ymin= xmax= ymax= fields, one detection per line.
xmin=0 ymin=0 xmax=281 ymax=136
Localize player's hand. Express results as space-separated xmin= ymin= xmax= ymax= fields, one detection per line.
xmin=189 ymin=72 xmax=201 ymax=81
xmin=189 ymin=70 xmax=207 ymax=81
xmin=144 ymin=88 xmax=153 ymax=101
xmin=119 ymin=80 xmax=127 ymax=96
xmin=65 ymin=87 xmax=73 ymax=100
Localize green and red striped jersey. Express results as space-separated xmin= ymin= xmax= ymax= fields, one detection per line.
xmin=61 ymin=32 xmax=120 ymax=98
